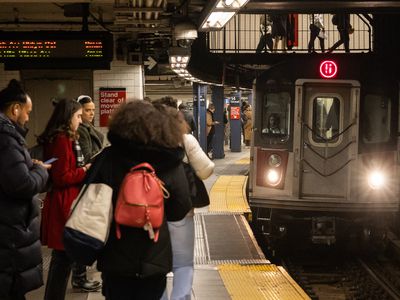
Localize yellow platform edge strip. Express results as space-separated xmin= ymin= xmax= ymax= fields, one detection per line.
xmin=218 ymin=264 xmax=311 ymax=300
xmin=209 ymin=175 xmax=250 ymax=213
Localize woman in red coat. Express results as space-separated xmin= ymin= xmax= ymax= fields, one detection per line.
xmin=38 ymin=99 xmax=91 ymax=300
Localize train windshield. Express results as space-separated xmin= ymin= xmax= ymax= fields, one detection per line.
xmin=262 ymin=92 xmax=290 ymax=138
xmin=312 ymin=97 xmax=341 ymax=143
xmin=362 ymin=95 xmax=391 ymax=144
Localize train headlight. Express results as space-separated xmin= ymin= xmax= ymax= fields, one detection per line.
xmin=268 ymin=154 xmax=282 ymax=167
xmin=367 ymin=170 xmax=386 ymax=190
xmin=266 ymin=169 xmax=280 ymax=185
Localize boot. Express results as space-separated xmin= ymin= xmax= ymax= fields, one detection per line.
xmin=72 ymin=264 xmax=101 ymax=292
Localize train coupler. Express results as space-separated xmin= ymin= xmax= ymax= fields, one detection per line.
xmin=311 ymin=216 xmax=336 ymax=245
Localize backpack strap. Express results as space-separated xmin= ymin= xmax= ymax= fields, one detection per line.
xmin=130 ymin=162 xmax=155 ymax=173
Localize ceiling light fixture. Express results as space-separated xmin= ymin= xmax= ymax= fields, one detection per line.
xmin=199 ymin=0 xmax=249 ymax=31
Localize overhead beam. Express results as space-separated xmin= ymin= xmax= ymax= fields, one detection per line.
xmin=243 ymin=1 xmax=400 ymax=13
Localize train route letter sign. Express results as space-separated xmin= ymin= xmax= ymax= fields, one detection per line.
xmin=99 ymin=88 xmax=126 ymax=126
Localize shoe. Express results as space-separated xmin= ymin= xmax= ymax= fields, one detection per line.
xmin=72 ymin=278 xmax=102 ymax=292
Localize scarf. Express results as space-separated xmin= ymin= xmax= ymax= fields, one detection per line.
xmin=74 ymin=140 xmax=85 ymax=167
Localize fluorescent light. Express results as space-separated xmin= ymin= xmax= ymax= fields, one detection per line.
xmin=201 ymin=11 xmax=235 ymax=29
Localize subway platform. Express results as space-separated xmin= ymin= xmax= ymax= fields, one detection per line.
xmin=26 ymin=145 xmax=309 ymax=300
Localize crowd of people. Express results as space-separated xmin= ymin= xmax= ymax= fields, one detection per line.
xmin=256 ymin=13 xmax=353 ymax=54
xmin=0 ymin=79 xmax=222 ymax=300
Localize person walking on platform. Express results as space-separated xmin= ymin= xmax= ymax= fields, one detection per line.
xmin=179 ymin=102 xmax=196 ymax=135
xmin=206 ymin=103 xmax=219 ymax=159
xmin=38 ymin=99 xmax=92 ymax=300
xmin=243 ymin=105 xmax=252 ymax=146
xmin=0 ymin=79 xmax=50 ymax=300
xmin=308 ymin=13 xmax=325 ymax=53
xmin=328 ymin=13 xmax=351 ymax=53
xmin=86 ymin=101 xmax=191 ymax=300
xmin=156 ymin=97 xmax=215 ymax=300
xmin=68 ymin=95 xmax=104 ymax=292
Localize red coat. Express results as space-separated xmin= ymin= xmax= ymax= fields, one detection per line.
xmin=41 ymin=133 xmax=86 ymax=250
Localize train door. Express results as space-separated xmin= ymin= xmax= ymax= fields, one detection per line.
xmin=296 ymin=80 xmax=359 ymax=200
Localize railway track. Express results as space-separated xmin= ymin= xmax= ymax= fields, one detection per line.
xmin=280 ymin=242 xmax=400 ymax=300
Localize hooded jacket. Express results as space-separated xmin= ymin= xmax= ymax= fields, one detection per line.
xmin=91 ymin=132 xmax=192 ymax=277
xmin=0 ymin=112 xmax=48 ymax=297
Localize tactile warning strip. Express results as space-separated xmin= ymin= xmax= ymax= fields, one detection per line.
xmin=209 ymin=175 xmax=250 ymax=213
xmin=218 ymin=264 xmax=311 ymax=300
xmin=235 ymin=157 xmax=250 ymax=165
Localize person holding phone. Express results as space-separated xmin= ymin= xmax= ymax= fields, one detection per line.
xmin=0 ymin=79 xmax=50 ymax=300
xmin=38 ymin=99 xmax=92 ymax=300
xmin=68 ymin=95 xmax=104 ymax=292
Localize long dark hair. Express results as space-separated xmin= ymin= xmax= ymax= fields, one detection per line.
xmin=38 ymin=98 xmax=81 ymax=144
xmin=0 ymin=79 xmax=29 ymax=112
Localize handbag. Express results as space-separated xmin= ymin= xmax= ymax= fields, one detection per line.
xmin=183 ymin=159 xmax=210 ymax=208
xmin=63 ymin=152 xmax=113 ymax=266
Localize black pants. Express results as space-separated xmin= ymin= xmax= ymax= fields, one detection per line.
xmin=44 ymin=250 xmax=72 ymax=300
xmin=102 ymin=273 xmax=166 ymax=300
xmin=329 ymin=29 xmax=350 ymax=53
xmin=308 ymin=25 xmax=325 ymax=52
xmin=207 ymin=132 xmax=214 ymax=155
xmin=256 ymin=33 xmax=273 ymax=53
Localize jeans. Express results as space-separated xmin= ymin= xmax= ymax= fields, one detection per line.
xmin=102 ymin=273 xmax=166 ymax=300
xmin=161 ymin=213 xmax=194 ymax=300
xmin=44 ymin=250 xmax=72 ymax=300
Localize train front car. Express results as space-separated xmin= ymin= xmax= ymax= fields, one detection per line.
xmin=249 ymin=56 xmax=399 ymax=250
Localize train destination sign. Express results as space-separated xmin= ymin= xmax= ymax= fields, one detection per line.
xmin=0 ymin=39 xmax=104 ymax=59
xmin=0 ymin=31 xmax=113 ymax=68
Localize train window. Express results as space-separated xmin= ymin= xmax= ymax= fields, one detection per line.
xmin=312 ymin=97 xmax=340 ymax=143
xmin=362 ymin=95 xmax=391 ymax=144
xmin=261 ymin=92 xmax=290 ymax=138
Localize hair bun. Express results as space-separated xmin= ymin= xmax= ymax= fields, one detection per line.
xmin=7 ymin=79 xmax=23 ymax=92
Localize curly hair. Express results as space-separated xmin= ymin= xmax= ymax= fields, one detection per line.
xmin=37 ymin=98 xmax=82 ymax=144
xmin=108 ymin=100 xmax=183 ymax=148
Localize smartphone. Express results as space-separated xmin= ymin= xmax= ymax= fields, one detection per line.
xmin=44 ymin=157 xmax=58 ymax=164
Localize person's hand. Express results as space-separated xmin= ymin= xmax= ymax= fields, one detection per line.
xmin=32 ymin=159 xmax=52 ymax=170
xmin=83 ymin=163 xmax=92 ymax=172
xmin=214 ymin=121 xmax=220 ymax=125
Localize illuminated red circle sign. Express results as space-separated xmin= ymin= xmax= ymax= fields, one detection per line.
xmin=319 ymin=60 xmax=337 ymax=78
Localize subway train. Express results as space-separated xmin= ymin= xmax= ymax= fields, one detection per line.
xmin=248 ymin=55 xmax=400 ymax=248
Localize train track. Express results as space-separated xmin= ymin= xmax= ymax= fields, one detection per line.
xmin=280 ymin=242 xmax=400 ymax=300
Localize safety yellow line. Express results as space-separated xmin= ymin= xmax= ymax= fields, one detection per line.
xmin=235 ymin=157 xmax=250 ymax=165
xmin=218 ymin=264 xmax=311 ymax=300
xmin=209 ymin=175 xmax=250 ymax=213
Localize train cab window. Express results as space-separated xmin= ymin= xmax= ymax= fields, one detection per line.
xmin=312 ymin=97 xmax=340 ymax=143
xmin=362 ymin=95 xmax=391 ymax=144
xmin=262 ymin=92 xmax=290 ymax=139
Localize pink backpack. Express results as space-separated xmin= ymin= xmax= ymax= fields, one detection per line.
xmin=115 ymin=163 xmax=169 ymax=242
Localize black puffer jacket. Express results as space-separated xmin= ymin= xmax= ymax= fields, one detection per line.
xmin=91 ymin=132 xmax=191 ymax=277
xmin=0 ymin=113 xmax=48 ymax=297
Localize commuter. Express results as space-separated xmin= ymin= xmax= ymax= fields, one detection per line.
xmin=271 ymin=14 xmax=288 ymax=52
xmin=206 ymin=103 xmax=219 ymax=159
xmin=70 ymin=95 xmax=103 ymax=291
xmin=223 ymin=104 xmax=230 ymax=146
xmin=243 ymin=105 xmax=252 ymax=146
xmin=328 ymin=13 xmax=351 ymax=53
xmin=241 ymin=102 xmax=249 ymax=144
xmin=308 ymin=14 xmax=325 ymax=53
xmin=38 ymin=98 xmax=92 ymax=300
xmin=76 ymin=95 xmax=104 ymax=163
xmin=0 ymin=79 xmax=50 ymax=300
xmin=262 ymin=113 xmax=285 ymax=135
xmin=179 ymin=102 xmax=197 ymax=135
xmin=87 ymin=100 xmax=191 ymax=299
xmin=256 ymin=14 xmax=273 ymax=53
xmin=286 ymin=14 xmax=296 ymax=50
xmin=157 ymin=97 xmax=214 ymax=300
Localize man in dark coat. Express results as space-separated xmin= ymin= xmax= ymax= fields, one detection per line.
xmin=179 ymin=103 xmax=197 ymax=135
xmin=0 ymin=79 xmax=49 ymax=300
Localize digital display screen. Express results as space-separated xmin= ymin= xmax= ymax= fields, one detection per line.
xmin=0 ymin=31 xmax=113 ymax=69
xmin=0 ymin=40 xmax=105 ymax=59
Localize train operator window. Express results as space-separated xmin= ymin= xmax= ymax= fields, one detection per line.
xmin=362 ymin=95 xmax=391 ymax=144
xmin=262 ymin=92 xmax=290 ymax=139
xmin=312 ymin=97 xmax=340 ymax=143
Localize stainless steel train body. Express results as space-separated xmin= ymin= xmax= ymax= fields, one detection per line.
xmin=249 ymin=55 xmax=400 ymax=245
